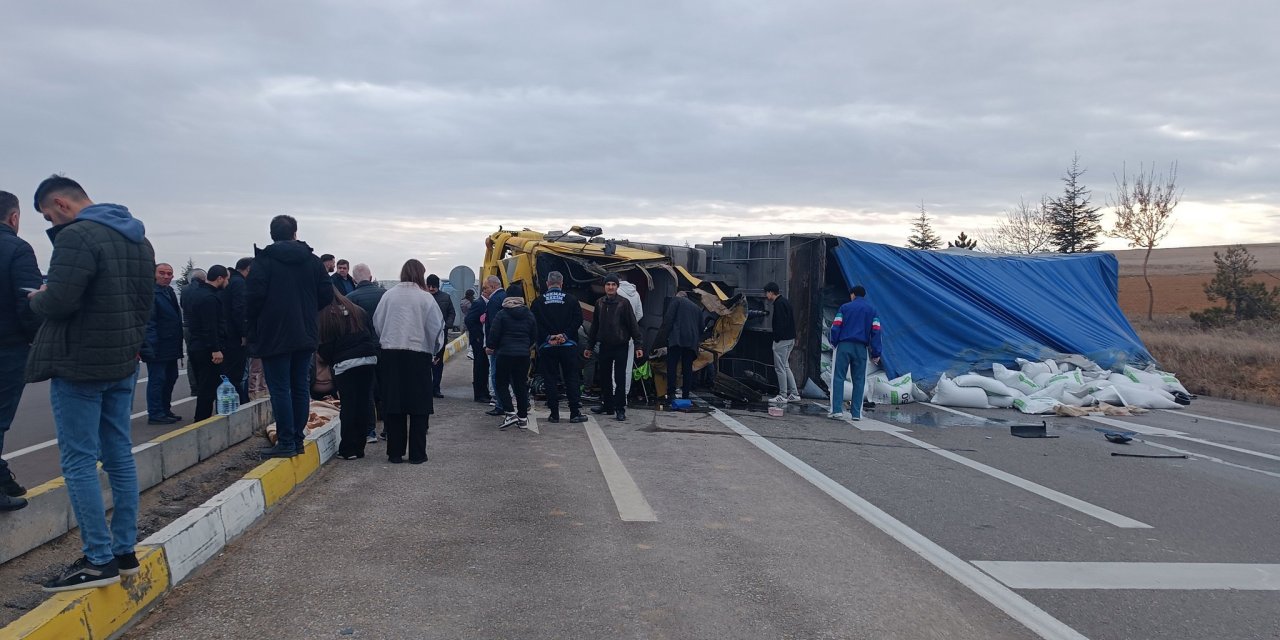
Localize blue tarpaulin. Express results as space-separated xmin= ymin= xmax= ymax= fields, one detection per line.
xmin=830 ymin=238 xmax=1153 ymax=385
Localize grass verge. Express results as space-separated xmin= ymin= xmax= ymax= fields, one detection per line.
xmin=1131 ymin=316 xmax=1280 ymax=407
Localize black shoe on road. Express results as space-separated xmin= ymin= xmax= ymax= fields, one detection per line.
xmin=116 ymin=552 xmax=140 ymax=576
xmin=2 ymin=470 xmax=26 ymax=497
xmin=433 ymin=392 xmax=445 ymax=399
xmin=615 ymin=410 xmax=626 ymax=422
xmin=484 ymin=407 xmax=505 ymax=416
xmin=569 ymin=414 xmax=588 ymax=423
xmin=165 ymin=412 xmax=184 ymax=421
xmin=147 ymin=415 xmax=179 ymax=425
xmin=0 ymin=494 xmax=27 ymax=512
xmin=548 ymin=412 xmax=560 ymax=424
xmin=499 ymin=413 xmax=519 ymax=430
xmin=42 ymin=557 xmax=120 ymax=593
xmin=590 ymin=406 xmax=610 ymax=414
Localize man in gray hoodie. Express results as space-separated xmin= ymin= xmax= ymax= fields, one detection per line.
xmin=27 ymin=175 xmax=155 ymax=592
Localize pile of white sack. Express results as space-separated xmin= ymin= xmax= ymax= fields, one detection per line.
xmin=929 ymin=356 xmax=1192 ymax=415
xmin=819 ymin=359 xmax=926 ymax=406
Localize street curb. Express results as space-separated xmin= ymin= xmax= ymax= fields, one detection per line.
xmin=0 ymin=334 xmax=471 ymax=640
xmin=0 ymin=400 xmax=274 ymax=566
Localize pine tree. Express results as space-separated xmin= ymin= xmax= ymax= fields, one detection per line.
xmin=906 ymin=202 xmax=942 ymax=250
xmin=947 ymin=231 xmax=978 ymax=250
xmin=1200 ymin=245 xmax=1280 ymax=321
xmin=1046 ymin=153 xmax=1103 ymax=253
xmin=175 ymin=258 xmax=196 ymax=287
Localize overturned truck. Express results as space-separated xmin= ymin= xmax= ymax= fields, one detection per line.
xmin=481 ymin=227 xmax=1155 ymax=403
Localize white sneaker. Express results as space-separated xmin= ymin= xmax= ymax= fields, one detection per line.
xmin=466 ymin=353 xmax=474 ymax=360
xmin=786 ymin=393 xmax=802 ymax=403
xmin=499 ymin=413 xmax=519 ymax=430
xmin=850 ymin=415 xmax=862 ymax=421
xmin=769 ymin=394 xmax=789 ymax=404
xmin=827 ymin=412 xmax=845 ymax=420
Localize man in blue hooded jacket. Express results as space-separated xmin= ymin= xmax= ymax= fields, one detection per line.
xmin=27 ymin=175 xmax=155 ymax=592
xmin=0 ymin=190 xmax=43 ymax=512
xmin=828 ymin=285 xmax=882 ymax=421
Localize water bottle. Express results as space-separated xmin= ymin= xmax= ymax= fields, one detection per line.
xmin=216 ymin=375 xmax=239 ymax=416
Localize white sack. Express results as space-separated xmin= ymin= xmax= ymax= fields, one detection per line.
xmin=1013 ymin=396 xmax=1060 ymax=414
xmin=993 ymin=363 xmax=1042 ymax=395
xmin=954 ymin=374 xmax=1019 ymax=397
xmin=930 ymin=375 xmax=991 ymax=409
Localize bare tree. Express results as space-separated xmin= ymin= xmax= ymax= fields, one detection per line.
xmin=1109 ymin=162 xmax=1181 ymax=320
xmin=978 ymin=197 xmax=1054 ymax=254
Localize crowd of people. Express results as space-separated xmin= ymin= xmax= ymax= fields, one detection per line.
xmin=0 ymin=174 xmax=885 ymax=597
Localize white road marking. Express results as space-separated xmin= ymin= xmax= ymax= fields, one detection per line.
xmin=1136 ymin=439 xmax=1280 ymax=481
xmin=922 ymin=402 xmax=997 ymax=421
xmin=1161 ymin=409 xmax=1280 ymax=435
xmin=136 ymin=369 xmax=187 ymax=385
xmin=974 ymin=561 xmax=1280 ymax=590
xmin=1086 ymin=415 xmax=1280 ymax=463
xmin=707 ymin=408 xmax=1088 ymax=640
xmin=582 ymin=417 xmax=656 ymax=522
xmin=1 ymin=397 xmax=196 ymax=461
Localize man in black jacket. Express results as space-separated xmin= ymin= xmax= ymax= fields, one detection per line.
xmin=482 ymin=275 xmax=507 ymax=415
xmin=464 ymin=278 xmax=492 ymax=403
xmin=531 ymin=271 xmax=585 ymax=423
xmin=0 ymin=191 xmax=42 ymax=511
xmin=583 ymin=274 xmax=643 ymax=421
xmin=346 ymin=264 xmax=385 ymax=330
xmin=659 ymin=291 xmax=702 ymax=400
xmin=222 ymin=257 xmax=251 ymax=404
xmin=425 ymin=274 xmax=455 ymax=398
xmin=187 ymin=265 xmax=229 ymax=422
xmin=331 ymin=259 xmax=356 ymax=295
xmin=247 ymin=215 xmax=334 ymax=458
xmin=142 ymin=263 xmax=184 ymax=424
xmin=764 ymin=282 xmax=800 ymax=403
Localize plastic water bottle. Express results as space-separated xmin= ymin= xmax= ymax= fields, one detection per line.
xmin=216 ymin=375 xmax=239 ymax=416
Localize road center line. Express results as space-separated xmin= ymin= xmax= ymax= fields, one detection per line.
xmin=707 ymin=408 xmax=1087 ymax=640
xmin=1161 ymin=409 xmax=1280 ymax=435
xmin=974 ymin=561 xmax=1280 ymax=590
xmin=582 ymin=418 xmax=657 ymax=522
xmin=1 ymin=396 xmax=196 ymax=461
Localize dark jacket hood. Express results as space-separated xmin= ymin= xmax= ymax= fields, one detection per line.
xmin=256 ymin=240 xmax=316 ymax=264
xmin=76 ymin=203 xmax=146 ymax=244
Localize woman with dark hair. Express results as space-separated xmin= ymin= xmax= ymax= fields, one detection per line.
xmin=318 ymin=287 xmax=379 ymax=459
xmin=372 ymin=259 xmax=444 ymax=463
xmin=487 ymin=283 xmax=537 ymax=430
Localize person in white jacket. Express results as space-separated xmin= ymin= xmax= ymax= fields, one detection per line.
xmin=372 ymin=259 xmax=443 ymax=464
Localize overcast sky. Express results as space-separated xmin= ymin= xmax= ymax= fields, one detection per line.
xmin=3 ymin=1 xmax=1278 ymax=282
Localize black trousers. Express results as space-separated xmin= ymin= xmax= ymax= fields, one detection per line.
xmin=495 ymin=354 xmax=531 ymax=418
xmin=597 ymin=343 xmax=629 ymax=412
xmin=469 ymin=330 xmax=490 ymax=400
xmin=335 ymin=365 xmax=376 ymax=457
xmin=539 ymin=346 xmax=581 ymax=416
xmin=223 ymin=343 xmax=249 ymax=404
xmin=384 ymin=414 xmax=429 ymax=462
xmin=190 ymin=351 xmax=221 ymax=421
xmin=666 ymin=346 xmax=696 ymax=398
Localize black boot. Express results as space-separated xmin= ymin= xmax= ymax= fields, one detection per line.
xmin=0 ymin=493 xmax=27 ymax=512
xmin=548 ymin=407 xmax=560 ymax=423
xmin=615 ymin=410 xmax=626 ymax=422
xmin=569 ymin=411 xmax=587 ymax=423
xmin=1 ymin=470 xmax=26 ymax=497
xmin=259 ymin=442 xmax=297 ymax=459
xmin=591 ymin=405 xmax=610 ymax=414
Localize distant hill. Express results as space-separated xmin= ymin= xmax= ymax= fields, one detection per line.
xmin=1109 ymin=243 xmax=1280 ymax=315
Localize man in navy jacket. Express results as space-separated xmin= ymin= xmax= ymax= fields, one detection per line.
xmin=142 ymin=263 xmax=184 ymax=424
xmin=0 ymin=191 xmax=42 ymax=511
xmin=828 ymin=285 xmax=883 ymax=421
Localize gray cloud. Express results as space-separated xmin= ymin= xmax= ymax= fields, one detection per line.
xmin=3 ymin=0 xmax=1278 ymax=280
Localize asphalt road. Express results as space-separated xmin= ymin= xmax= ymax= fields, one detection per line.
xmin=126 ymin=359 xmax=1280 ymax=639
xmin=1 ymin=362 xmax=198 ymax=490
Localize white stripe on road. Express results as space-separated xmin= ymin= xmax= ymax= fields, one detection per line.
xmin=974 ymin=561 xmax=1280 ymax=590
xmin=1161 ymin=409 xmax=1280 ymax=435
xmin=922 ymin=402 xmax=998 ymax=421
xmin=136 ymin=369 xmax=188 ymax=385
xmin=1085 ymin=415 xmax=1280 ymax=463
xmin=0 ymin=396 xmax=196 ymax=461
xmin=1129 ymin=438 xmax=1280 ymax=481
xmin=707 ymin=408 xmax=1088 ymax=640
xmin=582 ymin=418 xmax=656 ymax=522
xmin=859 ymin=418 xmax=1150 ymax=529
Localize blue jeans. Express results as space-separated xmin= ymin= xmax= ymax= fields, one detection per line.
xmin=830 ymin=341 xmax=868 ymax=418
xmin=0 ymin=344 xmax=30 ymax=477
xmin=50 ymin=371 xmax=140 ymax=565
xmin=145 ymin=359 xmax=179 ymax=418
xmin=488 ymin=353 xmax=506 ymax=411
xmin=262 ymin=350 xmax=313 ymax=450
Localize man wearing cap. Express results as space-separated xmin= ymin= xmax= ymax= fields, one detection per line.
xmin=828 ymin=285 xmax=882 ymax=421
xmin=583 ymin=274 xmax=643 ymax=421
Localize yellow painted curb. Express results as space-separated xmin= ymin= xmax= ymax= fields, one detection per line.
xmin=289 ymin=441 xmax=321 ymax=483
xmin=147 ymin=417 xmax=218 ymax=443
xmin=0 ymin=547 xmax=169 ymax=640
xmin=244 ymin=458 xmax=296 ymax=507
xmin=21 ymin=477 xmax=66 ymax=501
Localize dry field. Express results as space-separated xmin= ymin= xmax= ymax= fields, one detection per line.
xmin=1111 ymin=242 xmax=1280 ymax=405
